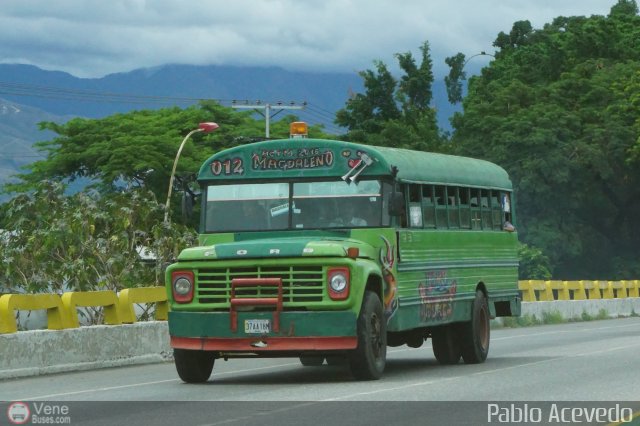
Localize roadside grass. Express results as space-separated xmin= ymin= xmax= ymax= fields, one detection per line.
xmin=580 ymin=308 xmax=610 ymax=321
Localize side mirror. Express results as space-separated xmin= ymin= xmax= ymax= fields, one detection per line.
xmin=388 ymin=192 xmax=405 ymax=216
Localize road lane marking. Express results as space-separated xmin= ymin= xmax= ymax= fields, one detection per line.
xmin=492 ymin=321 xmax=640 ymax=341
xmin=17 ymin=362 xmax=300 ymax=400
xmin=321 ymin=341 xmax=640 ymax=400
xmin=18 ymin=378 xmax=179 ymax=400
xmin=472 ymin=342 xmax=640 ymax=376
xmin=14 ymin=352 xmax=414 ymax=401
xmin=11 ymin=321 xmax=639 ymax=401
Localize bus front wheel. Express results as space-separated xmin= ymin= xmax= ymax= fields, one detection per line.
xmin=348 ymin=291 xmax=387 ymax=380
xmin=459 ymin=290 xmax=490 ymax=364
xmin=174 ymin=349 xmax=215 ymax=383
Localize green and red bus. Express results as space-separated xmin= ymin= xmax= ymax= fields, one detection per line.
xmin=165 ymin=123 xmax=520 ymax=382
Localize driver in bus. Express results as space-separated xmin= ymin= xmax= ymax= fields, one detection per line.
xmin=340 ymin=202 xmax=367 ymax=227
xmin=241 ymin=202 xmax=267 ymax=230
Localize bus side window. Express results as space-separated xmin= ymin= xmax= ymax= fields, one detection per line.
xmin=481 ymin=189 xmax=491 ymax=229
xmin=408 ymin=184 xmax=422 ymax=228
xmin=491 ymin=191 xmax=502 ymax=230
xmin=422 ymin=185 xmax=435 ymax=228
xmin=459 ymin=187 xmax=471 ymax=229
xmin=447 ymin=187 xmax=460 ymax=228
xmin=503 ymin=192 xmax=512 ymax=221
xmin=434 ymin=185 xmax=447 ymax=228
xmin=470 ymin=188 xmax=481 ymax=230
xmin=502 ymin=192 xmax=514 ymax=230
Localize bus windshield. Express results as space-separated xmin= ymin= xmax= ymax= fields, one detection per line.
xmin=204 ymin=180 xmax=385 ymax=232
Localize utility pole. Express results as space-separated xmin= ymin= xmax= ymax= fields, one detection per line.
xmin=232 ymin=101 xmax=305 ymax=138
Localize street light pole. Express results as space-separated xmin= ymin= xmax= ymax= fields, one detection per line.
xmin=462 ymin=51 xmax=495 ymax=69
xmin=164 ymin=122 xmax=219 ymax=224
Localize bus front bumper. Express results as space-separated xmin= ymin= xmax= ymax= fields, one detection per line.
xmin=168 ymin=310 xmax=358 ymax=352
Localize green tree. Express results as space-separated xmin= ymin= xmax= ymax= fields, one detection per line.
xmin=335 ymin=60 xmax=400 ymax=142
xmin=1 ymin=181 xmax=196 ymax=296
xmin=450 ymin=1 xmax=640 ymax=279
xmin=336 ymin=42 xmax=444 ymax=152
xmin=2 ymin=102 xmax=329 ymax=221
xmin=518 ymin=243 xmax=552 ymax=280
xmin=444 ymin=53 xmax=466 ymax=104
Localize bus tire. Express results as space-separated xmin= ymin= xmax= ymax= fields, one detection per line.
xmin=348 ymin=291 xmax=387 ymax=380
xmin=459 ymin=290 xmax=490 ymax=364
xmin=299 ymin=356 xmax=325 ymax=366
xmin=173 ymin=349 xmax=215 ymax=383
xmin=431 ymin=325 xmax=461 ymax=365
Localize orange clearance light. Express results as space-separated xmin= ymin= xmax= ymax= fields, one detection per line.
xmin=290 ymin=121 xmax=308 ymax=138
xmin=347 ymin=247 xmax=359 ymax=258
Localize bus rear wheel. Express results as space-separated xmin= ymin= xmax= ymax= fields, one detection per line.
xmin=348 ymin=291 xmax=387 ymax=380
xmin=459 ymin=290 xmax=490 ymax=364
xmin=431 ymin=325 xmax=461 ymax=365
xmin=174 ymin=349 xmax=215 ymax=383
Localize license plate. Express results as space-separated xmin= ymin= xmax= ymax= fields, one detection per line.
xmin=244 ymin=319 xmax=270 ymax=334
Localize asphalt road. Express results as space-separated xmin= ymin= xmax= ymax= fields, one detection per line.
xmin=1 ymin=318 xmax=639 ymax=425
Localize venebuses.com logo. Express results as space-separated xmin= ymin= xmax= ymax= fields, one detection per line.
xmin=7 ymin=402 xmax=30 ymax=424
xmin=6 ymin=401 xmax=72 ymax=424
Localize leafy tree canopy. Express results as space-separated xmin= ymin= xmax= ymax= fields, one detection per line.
xmin=450 ymin=0 xmax=640 ymax=279
xmin=1 ymin=180 xmax=196 ymax=296
xmin=0 ymin=101 xmax=330 ymax=295
xmin=3 ymin=101 xmax=329 ymax=206
xmin=335 ymin=41 xmax=445 ymax=152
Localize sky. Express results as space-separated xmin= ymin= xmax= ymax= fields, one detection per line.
xmin=0 ymin=0 xmax=616 ymax=79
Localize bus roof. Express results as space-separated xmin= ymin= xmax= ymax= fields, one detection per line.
xmin=199 ymin=138 xmax=512 ymax=191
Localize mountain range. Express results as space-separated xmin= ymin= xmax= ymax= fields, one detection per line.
xmin=0 ymin=99 xmax=72 ymax=188
xmin=0 ymin=63 xmax=457 ymax=190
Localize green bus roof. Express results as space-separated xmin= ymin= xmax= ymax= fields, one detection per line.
xmin=199 ymin=138 xmax=512 ymax=191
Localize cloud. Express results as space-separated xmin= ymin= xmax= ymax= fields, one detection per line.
xmin=0 ymin=0 xmax=614 ymax=78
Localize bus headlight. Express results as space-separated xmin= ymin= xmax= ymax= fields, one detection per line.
xmin=330 ymin=274 xmax=347 ymax=292
xmin=174 ymin=278 xmax=191 ymax=295
xmin=328 ymin=267 xmax=350 ymax=300
xmin=172 ymin=271 xmax=194 ymax=303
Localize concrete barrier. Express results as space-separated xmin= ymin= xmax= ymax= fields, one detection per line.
xmin=0 ymin=321 xmax=171 ymax=380
xmin=1 ymin=298 xmax=638 ymax=380
xmin=517 ymin=298 xmax=640 ymax=322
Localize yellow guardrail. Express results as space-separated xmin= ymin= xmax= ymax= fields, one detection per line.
xmin=0 ymin=294 xmax=74 ymax=333
xmin=0 ymin=286 xmax=168 ymax=334
xmin=62 ymin=290 xmax=122 ymax=328
xmin=119 ymin=287 xmax=168 ymax=323
xmin=1 ymin=281 xmax=638 ymax=333
xmin=518 ymin=280 xmax=640 ymax=302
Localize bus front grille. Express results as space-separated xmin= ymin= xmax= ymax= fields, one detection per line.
xmin=196 ymin=265 xmax=325 ymax=305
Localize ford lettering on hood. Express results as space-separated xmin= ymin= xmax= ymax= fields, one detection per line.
xmin=177 ymin=236 xmax=376 ymax=261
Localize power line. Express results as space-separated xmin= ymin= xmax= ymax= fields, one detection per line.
xmin=0 ymin=80 xmax=346 ymax=134
xmin=0 ymin=81 xmax=228 ymax=105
